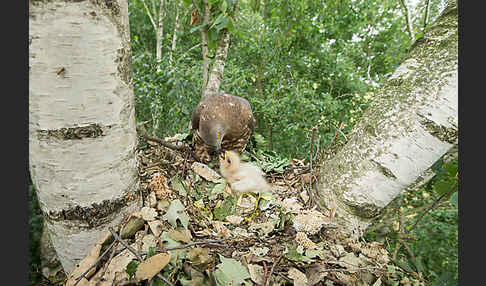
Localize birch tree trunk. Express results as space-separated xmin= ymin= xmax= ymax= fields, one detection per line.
xmin=314 ymin=2 xmax=457 ymax=235
xmin=204 ymin=29 xmax=231 ymax=95
xmin=169 ymin=0 xmax=181 ymax=64
xmin=29 ymin=0 xmax=140 ymax=273
xmin=155 ymin=0 xmax=165 ymax=72
xmin=200 ymin=0 xmax=211 ymax=96
xmin=200 ymin=0 xmax=239 ymax=98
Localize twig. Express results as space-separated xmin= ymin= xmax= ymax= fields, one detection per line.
xmin=319 ymin=266 xmax=382 ymax=273
xmin=73 ymin=240 xmax=117 ymax=286
xmin=149 ymin=238 xmax=234 ymax=255
xmin=108 ymin=227 xmax=175 ymax=286
xmin=95 ymin=240 xmax=119 ymax=284
xmin=308 ymin=126 xmax=317 ymax=207
xmin=265 ymin=255 xmax=283 ymax=286
xmin=261 ymin=261 xmax=268 ymax=286
xmin=137 ymin=123 xmax=200 ymax=161
xmin=406 ymin=181 xmax=457 ymax=233
xmin=365 ymin=200 xmax=449 ymax=234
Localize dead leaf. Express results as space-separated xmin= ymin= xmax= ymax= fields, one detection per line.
xmin=135 ymin=253 xmax=171 ymax=281
xmin=288 ymin=267 xmax=308 ymax=286
xmin=225 ymin=215 xmax=244 ymax=225
xmin=293 ymin=209 xmax=336 ymax=235
xmin=168 ymin=229 xmax=192 ymax=243
xmin=281 ymin=197 xmax=303 ymax=213
xmin=90 ymin=247 xmax=136 ymax=285
xmin=121 ymin=216 xmax=145 ymax=239
xmin=190 ymin=9 xmax=198 ymax=25
xmin=247 ymin=264 xmax=264 ymax=285
xmin=148 ymin=220 xmax=164 ymax=237
xmin=305 ymin=264 xmax=329 ymax=286
xmin=187 ymin=247 xmax=211 ymax=266
xmin=212 ymin=221 xmax=231 ymax=238
xmin=65 ymin=231 xmax=113 ymax=286
xmin=136 ymin=207 xmax=158 ymax=222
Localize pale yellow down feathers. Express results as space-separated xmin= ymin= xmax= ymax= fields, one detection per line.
xmin=219 ymin=150 xmax=270 ymax=196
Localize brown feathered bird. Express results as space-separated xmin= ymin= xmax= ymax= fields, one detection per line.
xmin=192 ymin=93 xmax=255 ymax=162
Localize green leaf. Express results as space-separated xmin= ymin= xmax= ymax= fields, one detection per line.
xmin=213 ymin=197 xmax=235 ymax=221
xmin=284 ymin=243 xmax=312 ymax=263
xmin=190 ymin=24 xmax=202 ymax=33
xmin=216 ymin=17 xmax=229 ymax=31
xmin=209 ymin=182 xmax=226 ymax=200
xmin=125 ymin=260 xmax=139 ymax=278
xmin=163 ymin=199 xmax=190 ymax=229
xmin=220 ymin=0 xmax=227 ymax=13
xmin=450 ymin=191 xmax=458 ymax=207
xmin=170 ymin=177 xmax=186 ymax=196
xmin=214 ymin=254 xmax=250 ymax=286
xmin=147 ymin=247 xmax=156 ymax=259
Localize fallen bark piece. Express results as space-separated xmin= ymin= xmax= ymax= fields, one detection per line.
xmin=191 ymin=162 xmax=221 ymax=182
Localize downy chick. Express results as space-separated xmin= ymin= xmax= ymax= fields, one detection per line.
xmin=219 ymin=150 xmax=271 ymax=196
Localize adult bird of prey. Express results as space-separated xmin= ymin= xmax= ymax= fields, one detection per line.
xmin=191 ymin=93 xmax=255 ymax=163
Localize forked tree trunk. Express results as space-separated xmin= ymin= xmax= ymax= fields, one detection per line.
xmin=29 ymin=0 xmax=140 ymax=272
xmin=314 ymin=1 xmax=458 ymax=235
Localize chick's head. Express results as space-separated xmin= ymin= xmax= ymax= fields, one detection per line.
xmin=219 ymin=150 xmax=241 ymax=176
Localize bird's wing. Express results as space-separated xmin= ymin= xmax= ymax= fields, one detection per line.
xmin=239 ymin=97 xmax=255 ymax=133
xmin=191 ymin=103 xmax=202 ymax=130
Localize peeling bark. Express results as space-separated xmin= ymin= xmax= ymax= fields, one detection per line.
xmin=314 ymin=2 xmax=457 ymax=235
xmin=29 ymin=0 xmax=139 ymax=272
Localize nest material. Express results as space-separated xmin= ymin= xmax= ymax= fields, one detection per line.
xmin=64 ymin=139 xmax=414 ymax=286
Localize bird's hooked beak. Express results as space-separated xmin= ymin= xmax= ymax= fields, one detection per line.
xmin=215 ymin=131 xmax=224 ymax=154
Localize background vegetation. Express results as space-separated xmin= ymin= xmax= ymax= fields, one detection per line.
xmin=28 ymin=0 xmax=457 ymax=285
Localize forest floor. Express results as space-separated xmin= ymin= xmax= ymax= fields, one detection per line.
xmin=61 ymin=136 xmax=424 ymax=286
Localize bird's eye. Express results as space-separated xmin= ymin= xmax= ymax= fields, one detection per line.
xmin=227 ymin=158 xmax=231 ymax=164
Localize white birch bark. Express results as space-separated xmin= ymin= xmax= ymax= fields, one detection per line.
xmin=204 ymin=29 xmax=231 ymax=95
xmin=315 ymin=2 xmax=457 ymax=235
xmin=169 ymin=0 xmax=181 ymax=63
xmin=155 ymin=0 xmax=165 ymax=72
xmin=200 ymin=0 xmax=211 ymax=96
xmin=29 ymin=0 xmax=140 ymax=272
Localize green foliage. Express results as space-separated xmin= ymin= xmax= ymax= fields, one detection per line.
xmin=28 ymin=184 xmax=44 ymax=284
xmin=125 ymin=260 xmax=139 ymax=278
xmin=367 ymin=156 xmax=458 ymax=285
